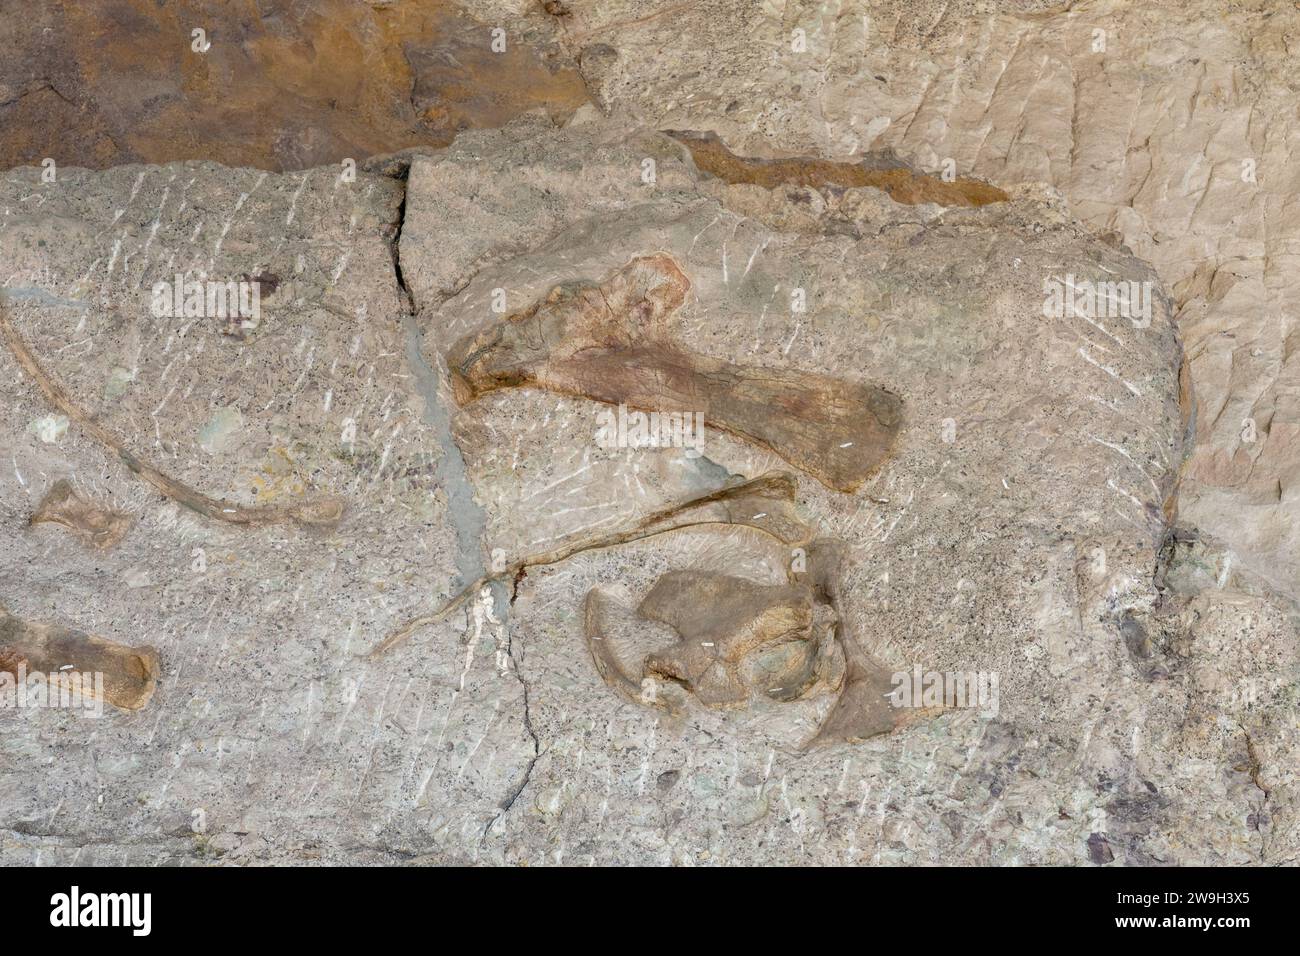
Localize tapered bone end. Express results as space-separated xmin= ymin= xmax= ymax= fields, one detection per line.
xmin=103 ymin=642 xmax=161 ymax=711
xmin=446 ymin=320 xmax=540 ymax=406
xmin=804 ymin=662 xmax=901 ymax=747
xmin=448 ymin=360 xmax=488 ymax=406
xmin=828 ymin=385 xmax=904 ymax=493
xmin=289 ymin=495 xmax=346 ymax=528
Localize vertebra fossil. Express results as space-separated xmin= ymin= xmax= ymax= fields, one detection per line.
xmin=583 ymin=539 xmax=903 ymax=748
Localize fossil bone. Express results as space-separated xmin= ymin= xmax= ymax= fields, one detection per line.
xmin=664 ymin=129 xmax=1009 ymax=207
xmin=582 ymin=538 xmax=902 ymax=746
xmin=582 ymin=589 xmax=684 ymax=714
xmin=30 ymin=479 xmax=133 ymax=550
xmin=0 ymin=602 xmax=160 ymax=711
xmin=373 ymin=471 xmax=813 ymax=656
xmin=1 ymin=302 xmax=344 ymax=529
xmin=796 ymin=540 xmax=902 ymax=746
xmin=445 ymin=254 xmax=902 ymax=493
xmin=638 ymin=572 xmax=816 ymax=708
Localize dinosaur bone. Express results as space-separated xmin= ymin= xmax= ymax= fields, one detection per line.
xmin=445 ymin=253 xmax=902 ymax=493
xmin=1 ymin=602 xmax=159 ymax=711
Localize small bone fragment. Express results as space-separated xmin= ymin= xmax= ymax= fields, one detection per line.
xmin=446 ymin=254 xmax=902 ymax=493
xmin=29 ymin=479 xmax=132 ymax=550
xmin=0 ymin=304 xmax=343 ymax=529
xmin=373 ymin=471 xmax=813 ymax=656
xmin=0 ymin=602 xmax=160 ymax=711
xmin=582 ymin=589 xmax=681 ymax=714
xmin=799 ymin=540 xmax=900 ymax=746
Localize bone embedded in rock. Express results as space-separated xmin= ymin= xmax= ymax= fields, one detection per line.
xmin=29 ymin=478 xmax=133 ymax=550
xmin=0 ymin=603 xmax=160 ymax=712
xmin=375 ymin=471 xmax=814 ymax=656
xmin=446 ymin=254 xmax=902 ymax=492
xmin=639 ymin=571 xmax=815 ymax=708
xmin=664 ymin=129 xmax=1010 ymax=207
xmin=583 ymin=588 xmax=683 ymax=714
xmin=800 ymin=540 xmax=903 ymax=746
xmin=1 ymin=302 xmax=345 ymax=530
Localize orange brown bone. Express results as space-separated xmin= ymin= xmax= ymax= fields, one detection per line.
xmin=665 ymin=129 xmax=1009 ymax=208
xmin=0 ymin=602 xmax=160 ymax=711
xmin=582 ymin=589 xmax=683 ymax=714
xmin=582 ymin=545 xmax=901 ymax=745
xmin=446 ymin=253 xmax=902 ymax=493
xmin=638 ymin=572 xmax=814 ymax=708
xmin=798 ymin=540 xmax=902 ymax=746
xmin=30 ymin=479 xmax=132 ymax=550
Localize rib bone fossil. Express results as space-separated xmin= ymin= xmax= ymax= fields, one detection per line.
xmin=0 ymin=301 xmax=343 ymax=528
xmin=445 ymin=253 xmax=902 ymax=493
xmin=372 ymin=471 xmax=811 ymax=656
xmin=377 ymin=469 xmax=899 ymax=747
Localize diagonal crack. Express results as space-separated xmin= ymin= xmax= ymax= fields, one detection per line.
xmin=482 ymin=624 xmax=543 ymax=846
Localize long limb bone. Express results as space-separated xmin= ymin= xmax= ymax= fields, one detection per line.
xmin=0 ymin=602 xmax=159 ymax=711
xmin=446 ymin=254 xmax=902 ymax=493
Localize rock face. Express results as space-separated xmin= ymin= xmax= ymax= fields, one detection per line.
xmin=1 ymin=0 xmax=1298 ymax=867
xmin=0 ymin=0 xmax=588 ymax=171
xmin=552 ymin=0 xmax=1300 ymax=618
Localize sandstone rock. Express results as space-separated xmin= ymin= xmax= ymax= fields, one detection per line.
xmin=2 ymin=0 xmax=1298 ymax=869
xmin=550 ymin=0 xmax=1300 ymax=612
xmin=0 ymin=0 xmax=587 ymax=172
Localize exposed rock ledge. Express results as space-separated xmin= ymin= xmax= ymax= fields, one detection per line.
xmin=2 ymin=117 xmax=1294 ymax=865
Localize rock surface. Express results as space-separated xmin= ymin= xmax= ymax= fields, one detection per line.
xmin=0 ymin=0 xmax=587 ymax=171
xmin=1 ymin=0 xmax=1298 ymax=867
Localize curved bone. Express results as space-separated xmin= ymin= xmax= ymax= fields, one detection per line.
xmin=372 ymin=471 xmax=813 ymax=656
xmin=582 ymin=589 xmax=680 ymax=714
xmin=1 ymin=303 xmax=344 ymax=529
